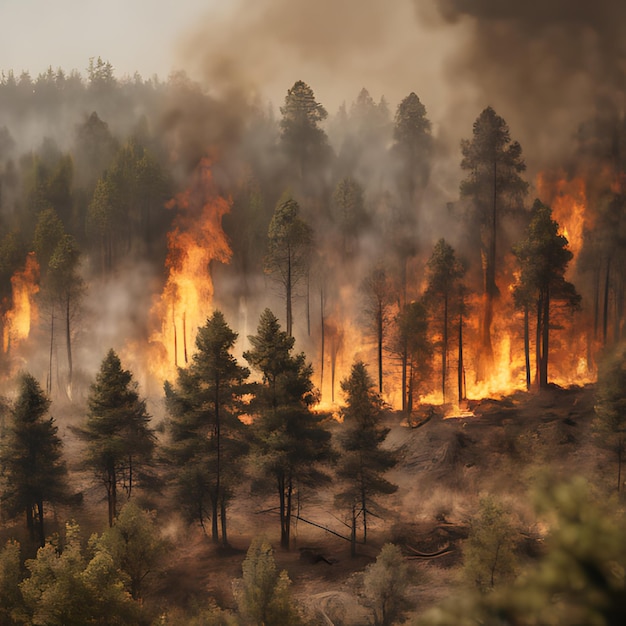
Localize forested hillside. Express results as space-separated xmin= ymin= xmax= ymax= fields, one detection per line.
xmin=0 ymin=55 xmax=624 ymax=624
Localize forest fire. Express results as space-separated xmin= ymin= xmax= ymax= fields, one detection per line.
xmin=148 ymin=158 xmax=232 ymax=380
xmin=2 ymin=253 xmax=39 ymax=354
xmin=537 ymin=173 xmax=588 ymax=263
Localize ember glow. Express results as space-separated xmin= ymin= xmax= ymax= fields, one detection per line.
xmin=537 ymin=173 xmax=588 ymax=264
xmin=148 ymin=158 xmax=232 ymax=381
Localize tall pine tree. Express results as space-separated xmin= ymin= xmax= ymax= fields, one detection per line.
xmin=165 ymin=311 xmax=250 ymax=545
xmin=335 ymin=361 xmax=397 ymax=556
xmin=244 ymin=309 xmax=332 ymax=550
xmin=79 ymin=350 xmax=155 ymax=526
xmin=0 ymin=373 xmax=71 ymax=546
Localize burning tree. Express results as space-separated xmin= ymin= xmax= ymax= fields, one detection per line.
xmin=460 ymin=107 xmax=528 ymax=377
xmin=424 ymin=239 xmax=467 ymax=405
xmin=265 ymin=195 xmax=313 ymax=337
xmin=391 ymin=299 xmax=433 ymax=414
xmin=361 ymin=265 xmax=396 ymax=395
xmin=165 ymin=311 xmax=250 ymax=545
xmin=391 ymin=92 xmax=433 ymax=301
xmin=513 ymin=200 xmax=581 ymax=388
xmin=244 ymin=309 xmax=332 ymax=550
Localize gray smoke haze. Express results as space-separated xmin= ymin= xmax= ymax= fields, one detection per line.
xmin=178 ymin=0 xmax=625 ymax=174
xmin=424 ymin=0 xmax=626 ymax=171
xmin=176 ymin=0 xmax=459 ymax=122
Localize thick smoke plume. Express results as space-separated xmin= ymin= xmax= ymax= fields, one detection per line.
xmin=424 ymin=0 xmax=626 ymax=169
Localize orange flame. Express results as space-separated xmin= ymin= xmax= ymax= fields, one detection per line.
xmin=537 ymin=172 xmax=587 ymax=264
xmin=148 ymin=158 xmax=232 ymax=381
xmin=3 ymin=253 xmax=40 ymax=353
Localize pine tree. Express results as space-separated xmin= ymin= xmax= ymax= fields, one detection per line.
xmin=265 ymin=196 xmax=313 ymax=336
xmin=279 ymin=80 xmax=330 ymax=180
xmin=244 ymin=309 xmax=332 ymax=550
xmin=362 ymin=543 xmax=412 ymax=626
xmin=165 ymin=311 xmax=249 ymax=545
xmin=20 ymin=521 xmax=141 ymax=625
xmin=79 ymin=350 xmax=155 ymax=526
xmin=234 ymin=537 xmax=303 ymax=625
xmin=460 ymin=107 xmax=528 ymax=375
xmin=0 ymin=373 xmax=71 ymax=546
xmin=392 ymin=300 xmax=433 ymax=415
xmin=594 ymin=342 xmax=626 ymax=491
xmin=392 ymin=92 xmax=432 ymax=203
xmin=424 ymin=239 xmax=466 ymax=405
xmin=335 ymin=361 xmax=397 ymax=556
xmin=512 ymin=200 xmax=580 ymax=388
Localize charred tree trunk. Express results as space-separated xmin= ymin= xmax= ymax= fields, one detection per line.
xmin=107 ymin=463 xmax=117 ymax=527
xmin=539 ymin=287 xmax=550 ymax=389
xmin=603 ymin=255 xmax=612 ymax=346
xmin=65 ymin=293 xmax=72 ymax=392
xmin=320 ymin=289 xmax=325 ymax=397
xmin=535 ymin=296 xmax=543 ymax=387
xmin=36 ymin=500 xmax=45 ymax=548
xmin=212 ymin=380 xmax=221 ymax=545
xmin=350 ymin=503 xmax=357 ymax=558
xmin=523 ymin=304 xmax=531 ymax=391
xmin=458 ymin=307 xmax=464 ymax=405
xmin=286 ymin=248 xmax=293 ymax=336
xmin=48 ymin=312 xmax=54 ymax=395
xmin=377 ymin=300 xmax=383 ymax=395
xmin=26 ymin=504 xmax=34 ymax=542
xmin=442 ymin=292 xmax=448 ymax=404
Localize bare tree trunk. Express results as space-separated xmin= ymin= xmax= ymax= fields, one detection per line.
xmin=603 ymin=255 xmax=612 ymax=346
xmin=539 ymin=287 xmax=550 ymax=389
xmin=377 ymin=301 xmax=383 ymax=394
xmin=320 ymin=289 xmax=325 ymax=398
xmin=220 ymin=498 xmax=228 ymax=547
xmin=523 ymin=304 xmax=531 ymax=390
xmin=108 ymin=465 xmax=117 ymax=527
xmin=535 ymin=296 xmax=542 ymax=387
xmin=350 ymin=503 xmax=357 ymax=558
xmin=36 ymin=500 xmax=45 ymax=548
xmin=212 ymin=382 xmax=221 ymax=544
xmin=442 ymin=292 xmax=448 ymax=404
xmin=306 ymin=270 xmax=310 ymax=336
xmin=458 ymin=307 xmax=464 ymax=405
xmin=183 ymin=311 xmax=188 ymax=364
xmin=48 ymin=312 xmax=54 ymax=395
xmin=286 ymin=249 xmax=293 ymax=336
xmin=65 ymin=293 xmax=72 ymax=392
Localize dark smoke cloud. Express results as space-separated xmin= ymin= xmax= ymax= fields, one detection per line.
xmin=423 ymin=0 xmax=626 ymax=170
xmin=176 ymin=0 xmax=455 ymax=118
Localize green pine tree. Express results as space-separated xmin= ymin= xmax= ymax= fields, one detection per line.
xmin=244 ymin=309 xmax=332 ymax=550
xmin=165 ymin=310 xmax=250 ymax=545
xmin=78 ymin=350 xmax=155 ymax=526
xmin=0 ymin=373 xmax=72 ymax=546
xmin=335 ymin=361 xmax=397 ymax=556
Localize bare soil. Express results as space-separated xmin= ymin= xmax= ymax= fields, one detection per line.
xmin=142 ymin=384 xmax=603 ymax=623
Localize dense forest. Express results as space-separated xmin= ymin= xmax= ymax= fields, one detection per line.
xmin=0 ymin=55 xmax=625 ymax=625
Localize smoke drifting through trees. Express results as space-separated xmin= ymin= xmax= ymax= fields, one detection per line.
xmin=0 ymin=0 xmax=623 ymax=408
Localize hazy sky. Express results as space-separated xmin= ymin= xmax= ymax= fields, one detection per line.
xmin=0 ymin=0 xmax=223 ymax=79
xmin=0 ymin=0 xmax=460 ymax=117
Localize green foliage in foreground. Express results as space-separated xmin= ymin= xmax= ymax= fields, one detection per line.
xmin=234 ymin=536 xmax=304 ymax=625
xmin=362 ymin=543 xmax=412 ymax=626
xmin=415 ymin=478 xmax=626 ymax=626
